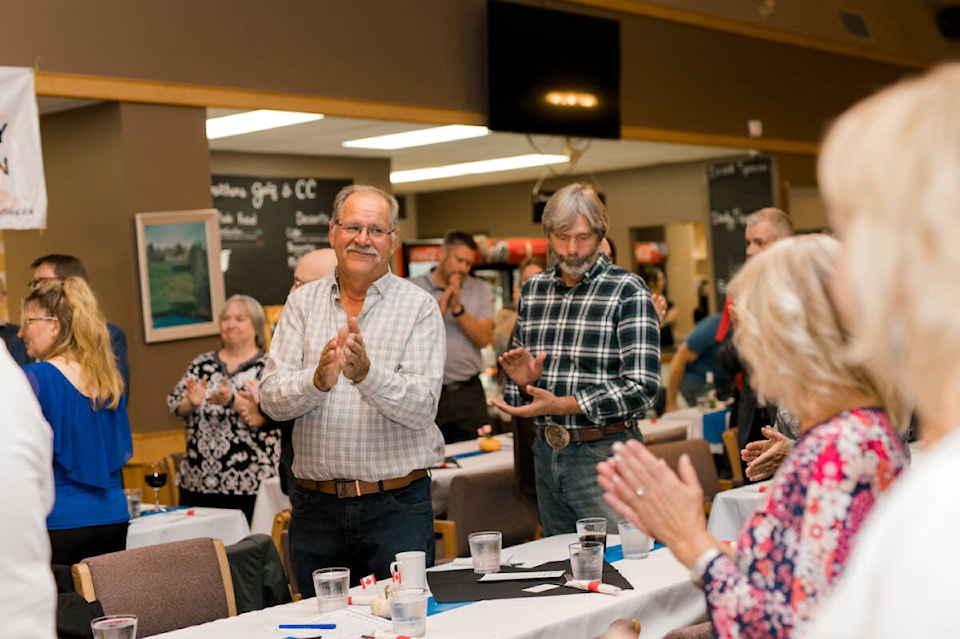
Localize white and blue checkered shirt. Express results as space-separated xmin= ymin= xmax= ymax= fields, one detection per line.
xmin=504 ymin=254 xmax=661 ymax=428
xmin=260 ymin=271 xmax=445 ymax=482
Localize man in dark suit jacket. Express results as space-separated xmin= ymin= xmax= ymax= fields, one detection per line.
xmin=0 ymin=277 xmax=30 ymax=366
xmin=29 ymin=254 xmax=130 ymax=395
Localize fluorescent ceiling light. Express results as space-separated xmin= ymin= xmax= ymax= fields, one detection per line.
xmin=343 ymin=125 xmax=490 ymax=150
xmin=206 ymin=110 xmax=324 ymax=139
xmin=391 ymin=153 xmax=569 ymax=184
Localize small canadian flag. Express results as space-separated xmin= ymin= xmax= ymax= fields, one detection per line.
xmin=360 ymin=574 xmax=377 ymax=589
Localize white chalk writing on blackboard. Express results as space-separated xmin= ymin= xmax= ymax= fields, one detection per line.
xmin=709 ymin=208 xmax=746 ymax=232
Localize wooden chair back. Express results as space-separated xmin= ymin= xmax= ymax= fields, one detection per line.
xmin=722 ymin=427 xmax=744 ymax=489
xmin=270 ymin=509 xmax=300 ymax=600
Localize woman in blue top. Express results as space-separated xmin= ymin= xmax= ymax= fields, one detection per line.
xmin=19 ymin=277 xmax=132 ymax=565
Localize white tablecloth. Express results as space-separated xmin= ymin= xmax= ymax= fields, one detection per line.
xmin=126 ymin=506 xmax=251 ymax=549
xmin=705 ymin=481 xmax=770 ymax=542
xmin=251 ymin=477 xmax=290 ymax=536
xmin=638 ymin=415 xmax=696 ymax=442
xmin=145 ymin=533 xmax=707 ymax=639
xmin=430 ymin=433 xmax=515 ymax=516
xmin=250 ymin=433 xmax=516 ymax=531
xmin=658 ymin=407 xmax=727 ymax=454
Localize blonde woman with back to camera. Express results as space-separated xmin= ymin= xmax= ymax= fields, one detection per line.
xmin=598 ymin=234 xmax=908 ymax=638
xmin=798 ymin=63 xmax=960 ymax=638
xmin=18 ymin=278 xmax=132 ymax=565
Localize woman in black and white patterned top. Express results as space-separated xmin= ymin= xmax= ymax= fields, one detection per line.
xmin=167 ymin=295 xmax=281 ymax=522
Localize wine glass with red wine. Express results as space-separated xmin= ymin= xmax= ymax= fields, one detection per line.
xmin=144 ymin=460 xmax=168 ymax=513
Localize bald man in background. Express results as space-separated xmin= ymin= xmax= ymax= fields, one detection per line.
xmin=272 ymin=248 xmax=338 ymax=494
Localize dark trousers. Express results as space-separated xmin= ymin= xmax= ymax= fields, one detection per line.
xmin=289 ymin=476 xmax=434 ymax=594
xmin=436 ymin=376 xmax=489 ymax=443
xmin=512 ymin=416 xmax=539 ymax=513
xmin=49 ymin=521 xmax=129 ymax=565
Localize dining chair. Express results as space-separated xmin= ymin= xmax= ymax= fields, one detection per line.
xmin=436 ymin=466 xmax=540 ymax=557
xmin=434 ymin=519 xmax=458 ymax=564
xmin=270 ymin=509 xmax=300 ymax=600
xmin=722 ymin=427 xmax=744 ymax=489
xmin=72 ymin=537 xmax=236 ymax=637
xmin=645 ymin=438 xmax=721 ymax=515
xmin=164 ymin=450 xmax=185 ymax=505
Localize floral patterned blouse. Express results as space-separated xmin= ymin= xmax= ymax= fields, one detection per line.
xmin=703 ymin=407 xmax=906 ymax=638
xmin=167 ymin=350 xmax=280 ymax=496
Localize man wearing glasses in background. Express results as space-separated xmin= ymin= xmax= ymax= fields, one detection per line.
xmin=260 ymin=184 xmax=445 ymax=591
xmin=28 ymin=255 xmax=130 ymax=393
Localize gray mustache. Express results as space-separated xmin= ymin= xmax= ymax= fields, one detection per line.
xmin=346 ymin=245 xmax=380 ymax=256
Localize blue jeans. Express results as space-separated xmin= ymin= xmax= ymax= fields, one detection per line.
xmin=533 ymin=428 xmax=641 ymax=537
xmin=289 ymin=476 xmax=435 ymax=595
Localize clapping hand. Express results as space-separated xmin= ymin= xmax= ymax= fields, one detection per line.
xmin=742 ymin=425 xmax=792 ymax=481
xmin=209 ymin=378 xmax=233 ymax=406
xmin=236 ymin=380 xmax=266 ymax=427
xmin=497 ymin=347 xmax=546 ymax=389
xmin=341 ymin=316 xmax=370 ymax=383
xmin=184 ymin=376 xmax=207 ymax=408
xmin=313 ymin=316 xmax=370 ymax=390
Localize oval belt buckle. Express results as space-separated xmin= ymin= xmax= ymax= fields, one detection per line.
xmin=544 ymin=424 xmax=571 ymax=450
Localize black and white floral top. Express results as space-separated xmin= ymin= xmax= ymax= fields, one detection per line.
xmin=167 ymin=350 xmax=280 ymax=496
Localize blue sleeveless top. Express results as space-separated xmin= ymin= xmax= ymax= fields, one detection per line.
xmin=25 ymin=362 xmax=132 ymax=530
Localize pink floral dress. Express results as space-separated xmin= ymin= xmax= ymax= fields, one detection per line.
xmin=703 ymin=407 xmax=906 ymax=638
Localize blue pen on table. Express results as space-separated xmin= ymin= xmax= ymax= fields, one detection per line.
xmin=278 ymin=623 xmax=337 ymax=629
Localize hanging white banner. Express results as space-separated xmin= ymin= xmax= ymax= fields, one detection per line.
xmin=0 ymin=67 xmax=47 ymax=230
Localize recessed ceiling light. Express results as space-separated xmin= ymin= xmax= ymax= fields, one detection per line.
xmin=343 ymin=125 xmax=490 ymax=150
xmin=390 ymin=153 xmax=569 ymax=184
xmin=206 ymin=110 xmax=324 ymax=139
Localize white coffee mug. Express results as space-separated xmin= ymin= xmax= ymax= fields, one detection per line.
xmin=390 ymin=550 xmax=427 ymax=589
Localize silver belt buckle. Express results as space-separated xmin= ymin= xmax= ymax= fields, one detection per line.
xmin=544 ymin=424 xmax=571 ymax=450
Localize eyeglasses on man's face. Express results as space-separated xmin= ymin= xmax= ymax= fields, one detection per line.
xmin=335 ymin=222 xmax=395 ymax=241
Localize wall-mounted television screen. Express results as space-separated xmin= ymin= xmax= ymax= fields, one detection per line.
xmin=487 ymin=0 xmax=621 ymax=140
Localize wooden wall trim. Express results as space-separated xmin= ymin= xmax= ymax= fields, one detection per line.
xmin=621 ymin=125 xmax=820 ymax=156
xmin=569 ymin=0 xmax=927 ymax=69
xmin=34 ymin=71 xmax=484 ymax=126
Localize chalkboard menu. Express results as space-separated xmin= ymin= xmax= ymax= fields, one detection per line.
xmin=706 ymin=157 xmax=773 ymax=307
xmin=211 ymin=175 xmax=351 ymax=306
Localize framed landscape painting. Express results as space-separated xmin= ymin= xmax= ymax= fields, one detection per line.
xmin=135 ymin=209 xmax=225 ymax=343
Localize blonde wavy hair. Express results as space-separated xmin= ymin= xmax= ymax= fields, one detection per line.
xmin=25 ymin=277 xmax=123 ymax=409
xmin=818 ymin=63 xmax=960 ymax=425
xmin=729 ymin=234 xmax=899 ymax=424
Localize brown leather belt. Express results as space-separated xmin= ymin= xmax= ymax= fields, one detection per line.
xmin=539 ymin=421 xmax=636 ymax=450
xmin=296 ymin=469 xmax=428 ymax=499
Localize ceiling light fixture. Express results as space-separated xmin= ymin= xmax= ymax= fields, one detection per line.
xmin=206 ymin=110 xmax=324 ymax=139
xmin=390 ymin=153 xmax=569 ymax=184
xmin=343 ymin=124 xmax=490 ymax=150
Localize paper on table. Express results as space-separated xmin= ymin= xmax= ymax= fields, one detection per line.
xmin=271 ymin=608 xmax=390 ymax=638
xmin=479 ymin=570 xmax=565 ymax=582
